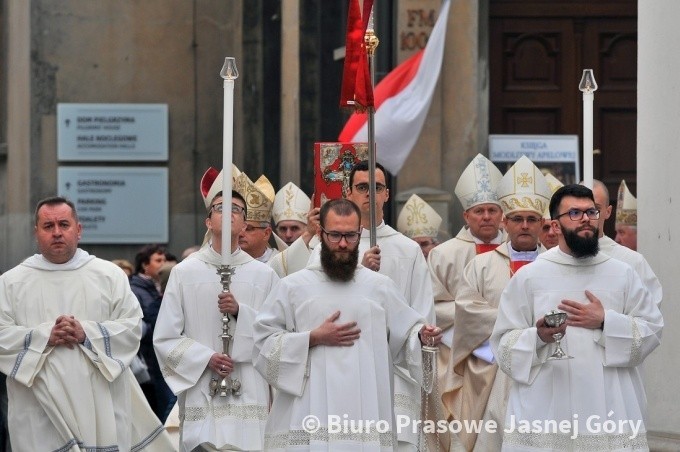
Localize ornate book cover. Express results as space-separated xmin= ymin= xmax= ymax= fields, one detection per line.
xmin=313 ymin=142 xmax=369 ymax=207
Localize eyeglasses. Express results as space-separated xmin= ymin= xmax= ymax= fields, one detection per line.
xmin=321 ymin=227 xmax=361 ymax=243
xmin=507 ymin=216 xmax=541 ymax=225
xmin=210 ymin=203 xmax=245 ymax=215
xmin=554 ymin=208 xmax=600 ymax=221
xmin=353 ymin=182 xmax=387 ymax=194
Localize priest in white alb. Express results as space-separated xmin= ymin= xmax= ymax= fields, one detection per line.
xmin=0 ymin=196 xmax=172 ymax=451
xmin=491 ymin=184 xmax=663 ymax=451
xmin=154 ymin=168 xmax=279 ymax=451
xmin=253 ymin=199 xmax=441 ymax=451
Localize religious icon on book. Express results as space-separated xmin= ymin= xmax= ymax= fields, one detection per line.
xmin=313 ymin=142 xmax=369 ymax=207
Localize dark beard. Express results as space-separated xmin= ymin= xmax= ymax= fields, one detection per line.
xmin=320 ymin=240 xmax=359 ymax=282
xmin=562 ymin=225 xmax=599 ymax=258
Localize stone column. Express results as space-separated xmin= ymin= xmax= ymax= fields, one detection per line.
xmin=280 ymin=0 xmax=301 ymax=185
xmin=638 ymin=0 xmax=680 ymax=449
xmin=3 ymin=0 xmax=33 ymax=270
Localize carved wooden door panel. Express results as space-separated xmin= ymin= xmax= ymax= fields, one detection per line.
xmin=490 ymin=1 xmax=637 ymax=231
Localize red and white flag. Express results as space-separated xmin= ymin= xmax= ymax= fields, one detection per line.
xmin=338 ymin=0 xmax=451 ymax=174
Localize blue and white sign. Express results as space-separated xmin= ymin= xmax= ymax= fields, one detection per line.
xmin=57 ymin=103 xmax=168 ymax=161
xmin=58 ymin=167 xmax=168 ymax=244
xmin=489 ymin=134 xmax=580 ymax=185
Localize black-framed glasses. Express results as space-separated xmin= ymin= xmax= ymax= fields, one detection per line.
xmin=321 ymin=227 xmax=361 ymax=243
xmin=211 ymin=203 xmax=245 ymax=215
xmin=507 ymin=215 xmax=542 ymax=225
xmin=353 ymin=182 xmax=387 ymax=194
xmin=554 ymin=208 xmax=600 ymax=221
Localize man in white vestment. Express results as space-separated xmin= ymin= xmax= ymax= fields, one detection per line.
xmin=446 ymin=156 xmax=551 ymax=451
xmin=253 ymin=198 xmax=441 ymax=451
xmin=491 ymin=184 xmax=663 ymax=451
xmin=154 ymin=168 xmax=279 ymax=451
xmin=0 ymin=196 xmax=172 ymax=451
xmin=591 ymin=179 xmax=662 ymax=307
xmin=345 ymin=160 xmax=435 ymax=451
xmin=424 ymin=153 xmax=505 ymax=450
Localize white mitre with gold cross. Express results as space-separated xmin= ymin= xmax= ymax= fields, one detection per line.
xmin=496 ymin=155 xmax=552 ymax=216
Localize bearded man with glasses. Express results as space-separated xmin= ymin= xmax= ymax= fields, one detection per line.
xmin=254 ymin=198 xmax=441 ymax=451
xmin=344 ymin=160 xmax=435 ymax=451
xmin=491 ymin=184 xmax=663 ymax=451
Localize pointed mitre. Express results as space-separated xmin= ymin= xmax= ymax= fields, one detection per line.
xmin=234 ymin=172 xmax=275 ymax=222
xmin=542 ymin=172 xmax=565 ymax=219
xmin=397 ymin=194 xmax=442 ymax=239
xmin=616 ymin=180 xmax=637 ymax=226
xmin=200 ymin=164 xmax=243 ymax=210
xmin=272 ymin=182 xmax=311 ymax=225
xmin=496 ymin=156 xmax=552 ymax=216
xmin=454 ymin=153 xmax=503 ymax=210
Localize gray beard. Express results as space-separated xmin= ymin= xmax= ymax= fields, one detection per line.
xmin=320 ymin=240 xmax=359 ymax=282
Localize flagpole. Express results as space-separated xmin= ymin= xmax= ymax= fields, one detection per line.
xmin=365 ymin=8 xmax=379 ymax=247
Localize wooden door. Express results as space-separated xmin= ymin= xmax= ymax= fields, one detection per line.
xmin=490 ymin=1 xmax=637 ymax=232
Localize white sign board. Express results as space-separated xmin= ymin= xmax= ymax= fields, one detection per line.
xmin=57 ymin=103 xmax=168 ymax=161
xmin=58 ymin=167 xmax=168 ymax=244
xmin=489 ymin=134 xmax=580 ymax=185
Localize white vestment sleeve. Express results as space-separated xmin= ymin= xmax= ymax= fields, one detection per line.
xmin=253 ymin=282 xmax=310 ymax=397
xmin=230 ymin=303 xmax=258 ymax=363
xmin=490 ymin=276 xmax=549 ymax=385
xmin=594 ymin=267 xmax=663 ymax=367
xmin=0 ymin=318 xmax=51 ymax=388
xmin=153 ymin=273 xmax=217 ymax=394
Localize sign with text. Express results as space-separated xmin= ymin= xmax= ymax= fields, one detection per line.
xmin=57 ymin=103 xmax=168 ymax=161
xmin=489 ymin=135 xmax=580 ymax=185
xmin=396 ymin=0 xmax=440 ymax=63
xmin=58 ymin=167 xmax=168 ymax=244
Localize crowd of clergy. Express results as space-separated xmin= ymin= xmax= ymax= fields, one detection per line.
xmin=0 ymin=151 xmax=661 ymax=452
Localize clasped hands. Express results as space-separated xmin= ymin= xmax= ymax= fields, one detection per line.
xmin=48 ymin=315 xmax=86 ymax=349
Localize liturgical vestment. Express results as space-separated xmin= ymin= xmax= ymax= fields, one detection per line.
xmin=253 ymin=260 xmax=425 ymax=451
xmin=491 ymin=248 xmax=663 ymax=451
xmin=0 ymin=249 xmax=172 ymax=451
xmin=154 ymin=245 xmax=279 ymax=451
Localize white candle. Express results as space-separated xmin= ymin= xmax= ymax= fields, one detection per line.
xmin=220 ymin=57 xmax=239 ymax=265
xmin=579 ymin=69 xmax=598 ymax=190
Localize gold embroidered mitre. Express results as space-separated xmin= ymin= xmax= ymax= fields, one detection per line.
xmin=497 ymin=156 xmax=552 ymax=216
xmin=235 ymin=173 xmax=275 ymax=222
